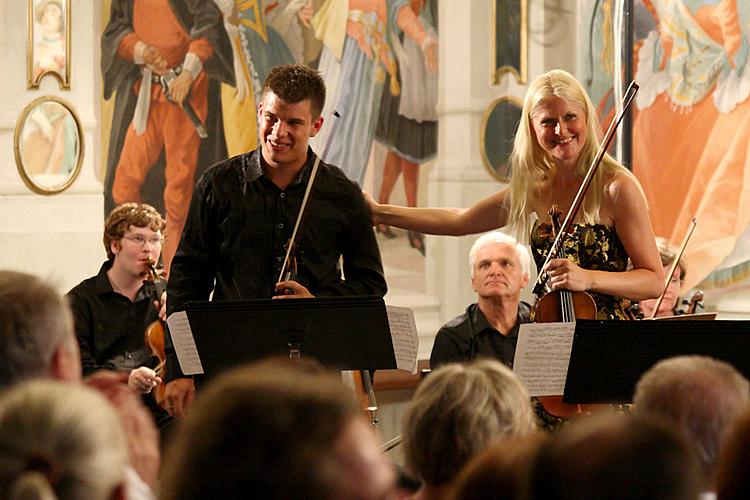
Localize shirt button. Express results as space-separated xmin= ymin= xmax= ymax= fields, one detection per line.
xmin=277 ymin=223 xmax=284 ymax=229
xmin=280 ymin=192 xmax=286 ymax=199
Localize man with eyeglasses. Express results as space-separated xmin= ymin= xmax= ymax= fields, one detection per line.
xmin=67 ymin=202 xmax=174 ymax=437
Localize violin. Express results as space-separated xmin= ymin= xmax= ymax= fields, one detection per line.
xmin=534 ymin=207 xmax=600 ymax=418
xmin=144 ymin=261 xmax=167 ymax=407
xmin=677 ymin=290 xmax=704 ymax=315
xmin=533 ymin=206 xmax=597 ymax=322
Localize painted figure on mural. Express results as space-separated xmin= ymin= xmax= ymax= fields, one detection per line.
xmin=631 ymin=0 xmax=750 ymax=289
xmin=310 ymin=0 xmax=438 ymax=186
xmin=213 ymin=0 xmax=301 ymax=159
xmin=101 ymin=0 xmax=235 ymax=273
xmin=33 ymin=0 xmax=66 ymax=82
xmin=374 ymin=0 xmax=438 ymax=256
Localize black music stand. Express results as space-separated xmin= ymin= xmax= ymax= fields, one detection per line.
xmin=563 ymin=319 xmax=750 ymax=404
xmin=180 ymin=296 xmax=397 ymax=382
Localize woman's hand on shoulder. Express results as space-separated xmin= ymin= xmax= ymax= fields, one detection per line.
xmin=362 ymin=190 xmax=380 ymax=226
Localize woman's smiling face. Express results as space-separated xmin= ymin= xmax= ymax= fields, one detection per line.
xmin=530 ymin=96 xmax=588 ymax=167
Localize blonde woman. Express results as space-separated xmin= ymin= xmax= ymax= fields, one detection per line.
xmin=368 ymin=69 xmax=663 ymax=318
xmin=0 ymin=380 xmax=129 ymax=500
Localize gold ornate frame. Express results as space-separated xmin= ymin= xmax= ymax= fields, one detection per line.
xmin=480 ymin=95 xmax=524 ymax=183
xmin=14 ymin=95 xmax=84 ymax=195
xmin=27 ymin=0 xmax=71 ymax=89
xmin=491 ymin=0 xmax=527 ymax=85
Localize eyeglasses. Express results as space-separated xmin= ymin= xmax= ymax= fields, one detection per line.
xmin=122 ymin=235 xmax=164 ymax=246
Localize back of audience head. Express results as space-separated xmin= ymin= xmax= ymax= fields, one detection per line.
xmin=633 ymin=355 xmax=750 ymax=486
xmin=716 ymin=406 xmax=750 ymax=500
xmin=0 ymin=270 xmax=81 ymax=389
xmin=403 ymin=360 xmax=537 ymax=490
xmin=449 ymin=433 xmax=547 ymax=500
xmin=0 ymin=379 xmax=128 ymax=500
xmin=469 ymin=231 xmax=531 ymax=279
xmin=526 ymin=413 xmax=702 ymax=500
xmin=160 ymin=358 xmax=395 ymax=500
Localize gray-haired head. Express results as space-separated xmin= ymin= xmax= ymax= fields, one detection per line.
xmin=469 ymin=231 xmax=531 ymax=278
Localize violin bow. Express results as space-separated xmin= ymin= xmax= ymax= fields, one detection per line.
xmin=649 ymin=217 xmax=697 ymax=319
xmin=533 ymin=80 xmax=639 ymax=291
xmin=277 ymin=111 xmax=342 ymax=284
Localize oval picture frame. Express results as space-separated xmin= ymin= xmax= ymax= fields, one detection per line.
xmin=480 ymin=96 xmax=523 ymax=183
xmin=14 ymin=95 xmax=84 ymax=195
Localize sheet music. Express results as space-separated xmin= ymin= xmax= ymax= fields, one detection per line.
xmin=165 ymin=311 xmax=204 ymax=375
xmin=513 ymin=322 xmax=576 ymax=396
xmin=386 ymin=306 xmax=419 ymax=373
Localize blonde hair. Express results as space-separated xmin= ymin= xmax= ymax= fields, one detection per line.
xmin=403 ymin=360 xmax=537 ymax=486
xmin=508 ymin=69 xmax=639 ymax=240
xmin=0 ymin=380 xmax=128 ymax=500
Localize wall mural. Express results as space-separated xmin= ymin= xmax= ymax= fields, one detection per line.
xmin=581 ymin=0 xmax=750 ymax=293
xmin=100 ymin=0 xmax=439 ymax=275
xmin=28 ymin=0 xmax=70 ymax=89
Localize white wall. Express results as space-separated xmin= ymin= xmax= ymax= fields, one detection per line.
xmin=0 ymin=0 xmax=105 ymax=293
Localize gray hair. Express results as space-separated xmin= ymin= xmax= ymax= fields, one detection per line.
xmin=403 ymin=359 xmax=537 ymax=486
xmin=634 ymin=355 xmax=750 ymax=483
xmin=469 ymin=231 xmax=531 ymax=278
xmin=0 ymin=271 xmax=76 ymax=389
xmin=0 ymin=380 xmax=128 ymax=500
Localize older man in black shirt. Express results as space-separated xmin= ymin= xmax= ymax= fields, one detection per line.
xmin=430 ymin=231 xmax=531 ymax=370
xmin=164 ymin=64 xmax=387 ymax=417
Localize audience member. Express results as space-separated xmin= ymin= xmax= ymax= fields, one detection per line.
xmin=160 ymin=358 xmax=396 ymax=500
xmin=402 ymin=360 xmax=537 ymax=499
xmin=0 ymin=270 xmax=81 ymax=388
xmin=0 ymin=380 xmax=129 ymax=500
xmin=430 ymin=231 xmax=531 ymax=370
xmin=634 ymin=355 xmax=750 ymax=490
xmin=526 ymin=413 xmax=702 ymax=500
xmin=0 ymin=270 xmax=159 ymax=497
xmin=449 ymin=433 xmax=547 ymax=500
xmin=716 ymin=407 xmax=750 ymax=500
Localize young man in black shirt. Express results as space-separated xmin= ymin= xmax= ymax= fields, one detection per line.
xmin=164 ymin=64 xmax=387 ymax=417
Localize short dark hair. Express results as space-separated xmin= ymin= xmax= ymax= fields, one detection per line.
xmin=0 ymin=271 xmax=74 ymax=389
xmin=103 ymin=203 xmax=165 ymax=261
xmin=262 ymin=64 xmax=326 ymax=118
xmin=160 ymin=358 xmax=359 ymax=500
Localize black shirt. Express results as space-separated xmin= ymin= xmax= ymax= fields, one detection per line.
xmin=165 ymin=148 xmax=387 ymax=380
xmin=430 ymin=302 xmax=532 ymax=370
xmin=67 ymin=261 xmax=160 ymax=376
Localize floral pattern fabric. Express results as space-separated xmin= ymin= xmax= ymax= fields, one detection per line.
xmin=530 ymin=222 xmax=631 ymax=320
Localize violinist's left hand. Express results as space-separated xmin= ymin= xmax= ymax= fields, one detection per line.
xmin=544 ymin=258 xmax=592 ymax=292
xmin=153 ymin=291 xmax=167 ymax=321
xmin=273 ymin=280 xmax=315 ymax=299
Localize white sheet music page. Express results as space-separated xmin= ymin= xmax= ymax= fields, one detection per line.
xmin=386 ymin=306 xmax=419 ymax=373
xmin=513 ymin=322 xmax=576 ymax=396
xmin=165 ymin=311 xmax=205 ymax=375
